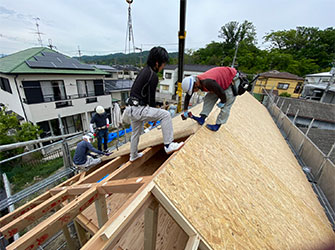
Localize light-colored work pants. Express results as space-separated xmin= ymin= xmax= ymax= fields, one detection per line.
xmin=128 ymin=106 xmax=174 ymax=159
xmin=74 ymin=156 xmax=101 ymax=171
xmin=200 ymin=74 xmax=240 ymax=125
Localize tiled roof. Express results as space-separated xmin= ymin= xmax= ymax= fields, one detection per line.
xmin=260 ymin=70 xmax=304 ymax=80
xmin=105 ymin=79 xmax=133 ymax=92
xmin=278 ymin=97 xmax=335 ymax=123
xmin=300 ymin=128 xmax=335 ymax=163
xmin=0 ymin=47 xmax=107 ymax=75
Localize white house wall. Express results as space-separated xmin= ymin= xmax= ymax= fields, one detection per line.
xmin=160 ymin=69 xmax=206 ymax=95
xmin=4 ymin=74 xmax=111 ymax=124
xmin=0 ymin=73 xmax=26 ymax=119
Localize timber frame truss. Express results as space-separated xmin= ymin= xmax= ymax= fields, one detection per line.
xmin=0 ymin=143 xmax=212 ymax=250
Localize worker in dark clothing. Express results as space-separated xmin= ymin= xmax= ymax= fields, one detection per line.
xmin=73 ymin=134 xmax=110 ymax=171
xmin=90 ymin=106 xmax=110 ymax=151
xmin=124 ymin=46 xmax=184 ymax=162
xmin=181 ymin=67 xmax=242 ymax=132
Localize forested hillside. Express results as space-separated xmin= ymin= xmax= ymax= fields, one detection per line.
xmin=77 ymin=21 xmax=335 ymax=76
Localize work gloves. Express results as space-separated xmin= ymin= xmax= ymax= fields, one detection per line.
xmin=181 ymin=111 xmax=193 ymax=120
xmin=217 ymin=102 xmax=225 ymax=109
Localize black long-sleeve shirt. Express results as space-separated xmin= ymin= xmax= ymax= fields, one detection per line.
xmin=183 ymin=79 xmax=227 ymax=110
xmin=130 ymin=66 xmax=158 ymax=107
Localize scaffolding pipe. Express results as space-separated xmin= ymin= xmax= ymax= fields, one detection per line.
xmin=0 ymin=132 xmax=81 ymax=152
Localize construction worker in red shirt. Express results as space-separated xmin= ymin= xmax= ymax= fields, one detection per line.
xmin=181 ymin=67 xmax=246 ymax=131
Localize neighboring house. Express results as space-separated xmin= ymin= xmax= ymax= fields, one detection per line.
xmin=105 ymin=79 xmax=133 ymax=107
xmin=300 ymin=70 xmax=335 ymax=103
xmin=91 ymin=64 xmax=120 ymax=80
xmin=112 ymin=65 xmax=140 ymax=80
xmin=159 ymin=64 xmax=216 ymax=95
xmin=0 ymin=47 xmax=112 ymax=138
xmin=253 ymin=70 xmax=304 ymax=101
xmin=276 ymin=96 xmax=335 ymax=164
xmin=276 ymin=96 xmax=335 ymax=130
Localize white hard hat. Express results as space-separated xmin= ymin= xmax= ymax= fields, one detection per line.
xmin=83 ymin=133 xmax=93 ymax=142
xmin=182 ymin=76 xmax=196 ymax=95
xmin=96 ymin=106 xmax=105 ymax=114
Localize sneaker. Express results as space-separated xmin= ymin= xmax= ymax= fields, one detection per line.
xmin=164 ymin=142 xmax=184 ymax=154
xmin=191 ymin=115 xmax=205 ymax=125
xmin=129 ymin=152 xmax=144 ymax=162
xmin=206 ymin=124 xmax=221 ymax=131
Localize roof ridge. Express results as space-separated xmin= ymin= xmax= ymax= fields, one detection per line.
xmin=8 ymin=47 xmax=48 ymax=73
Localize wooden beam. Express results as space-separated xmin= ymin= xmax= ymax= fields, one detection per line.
xmin=50 ymin=176 xmax=150 ymax=197
xmin=144 ymin=199 xmax=159 ymax=250
xmin=81 ymin=181 xmax=155 ymax=249
xmin=75 ymin=214 xmax=99 ymax=235
xmin=0 ymin=192 xmax=51 ymax=228
xmin=106 ymin=146 xmax=161 ymax=181
xmin=95 ymin=194 xmax=108 ymax=228
xmin=0 ymin=190 xmax=68 ymax=240
xmin=75 ymin=155 xmax=129 ymax=185
xmin=97 ymin=176 xmax=150 ymax=194
xmin=185 ymin=235 xmax=200 ymax=250
xmin=0 ymin=171 xmax=83 ymax=228
xmin=7 ymin=187 xmax=99 ymax=250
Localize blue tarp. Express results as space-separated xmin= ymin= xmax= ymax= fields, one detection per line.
xmin=104 ymin=121 xmax=161 ymax=143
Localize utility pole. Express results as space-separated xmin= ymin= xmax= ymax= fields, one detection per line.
xmin=33 ymin=17 xmax=43 ymax=47
xmin=78 ymin=45 xmax=82 ymax=61
xmin=320 ymin=66 xmax=335 ymax=103
xmin=176 ymin=0 xmax=187 ymax=113
xmin=231 ymin=40 xmax=239 ymax=68
xmin=135 ymin=45 xmax=143 ymax=67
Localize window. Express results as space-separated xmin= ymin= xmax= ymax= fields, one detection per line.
xmin=40 ymin=80 xmax=66 ymax=101
xmin=76 ymin=80 xmax=96 ymax=97
xmin=0 ymin=77 xmax=12 ymax=94
xmin=294 ymin=82 xmax=303 ymax=94
xmin=277 ymin=83 xmax=289 ymax=90
xmin=165 ymin=72 xmax=172 ymax=79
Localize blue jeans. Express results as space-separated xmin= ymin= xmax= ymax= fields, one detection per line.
xmin=97 ymin=129 xmax=108 ymax=151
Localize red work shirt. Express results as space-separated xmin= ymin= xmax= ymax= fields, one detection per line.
xmin=197 ymin=67 xmax=237 ymax=90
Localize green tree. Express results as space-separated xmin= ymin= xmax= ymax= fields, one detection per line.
xmin=218 ymin=20 xmax=257 ymax=50
xmin=0 ymin=106 xmax=41 ymax=163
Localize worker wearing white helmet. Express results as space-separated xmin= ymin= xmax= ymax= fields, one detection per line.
xmin=73 ymin=133 xmax=111 ymax=171
xmin=181 ymin=66 xmax=246 ymax=131
xmin=90 ymin=106 xmax=110 ymax=151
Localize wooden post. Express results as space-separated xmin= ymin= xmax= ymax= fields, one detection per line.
xmin=144 ymin=199 xmax=159 ymax=250
xmin=74 ymin=220 xmax=88 ymax=247
xmin=95 ymin=194 xmax=108 ymax=228
xmin=62 ymin=225 xmax=76 ymax=250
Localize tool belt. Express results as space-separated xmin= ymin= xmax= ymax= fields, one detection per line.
xmin=96 ymin=125 xmax=107 ymax=130
xmin=126 ymin=96 xmax=146 ymax=106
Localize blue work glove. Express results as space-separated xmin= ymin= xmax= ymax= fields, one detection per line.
xmin=217 ymin=102 xmax=225 ymax=109
xmin=183 ymin=111 xmax=189 ymax=118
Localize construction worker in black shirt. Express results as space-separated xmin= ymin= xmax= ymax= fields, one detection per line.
xmin=90 ymin=106 xmax=110 ymax=151
xmin=124 ymin=47 xmax=184 ymax=162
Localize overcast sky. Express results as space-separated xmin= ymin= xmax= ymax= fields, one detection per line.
xmin=0 ymin=0 xmax=334 ymax=57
